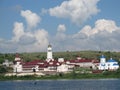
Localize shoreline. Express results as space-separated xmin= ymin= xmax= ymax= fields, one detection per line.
xmin=0 ymin=78 xmax=120 ymax=82
xmin=1 ymin=72 xmax=120 ymax=81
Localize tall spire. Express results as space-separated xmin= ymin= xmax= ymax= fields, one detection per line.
xmin=48 ymin=43 xmax=52 ymax=47
xmin=46 ymin=43 xmax=53 ymax=62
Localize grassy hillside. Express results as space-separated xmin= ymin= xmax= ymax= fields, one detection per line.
xmin=0 ymin=51 xmax=120 ymax=63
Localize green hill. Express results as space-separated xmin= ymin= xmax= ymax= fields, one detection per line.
xmin=0 ymin=51 xmax=120 ymax=63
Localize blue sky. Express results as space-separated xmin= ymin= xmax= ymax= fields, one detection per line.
xmin=0 ymin=0 xmax=120 ymax=53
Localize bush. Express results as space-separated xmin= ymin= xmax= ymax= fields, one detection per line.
xmin=0 ymin=66 xmax=7 ymax=73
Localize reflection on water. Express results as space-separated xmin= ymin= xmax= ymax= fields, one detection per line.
xmin=0 ymin=79 xmax=120 ymax=90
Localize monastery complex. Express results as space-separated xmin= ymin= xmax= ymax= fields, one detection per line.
xmin=5 ymin=44 xmax=119 ymax=76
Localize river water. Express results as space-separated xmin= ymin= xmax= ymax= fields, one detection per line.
xmin=0 ymin=79 xmax=120 ymax=90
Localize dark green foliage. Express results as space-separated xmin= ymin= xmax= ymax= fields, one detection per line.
xmin=0 ymin=66 xmax=7 ymax=73
xmin=0 ymin=51 xmax=120 ymax=62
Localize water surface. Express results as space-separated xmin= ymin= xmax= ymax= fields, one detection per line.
xmin=0 ymin=79 xmax=120 ymax=90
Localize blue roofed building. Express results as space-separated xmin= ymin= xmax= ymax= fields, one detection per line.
xmin=98 ymin=55 xmax=119 ymax=70
xmin=106 ymin=58 xmax=119 ymax=70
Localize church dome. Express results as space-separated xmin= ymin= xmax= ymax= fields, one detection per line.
xmin=100 ymin=55 xmax=105 ymax=58
xmin=107 ymin=58 xmax=117 ymax=62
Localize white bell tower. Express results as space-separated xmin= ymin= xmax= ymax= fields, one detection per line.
xmin=100 ymin=55 xmax=106 ymax=63
xmin=46 ymin=44 xmax=53 ymax=62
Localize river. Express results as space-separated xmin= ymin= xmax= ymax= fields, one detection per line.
xmin=0 ymin=79 xmax=120 ymax=90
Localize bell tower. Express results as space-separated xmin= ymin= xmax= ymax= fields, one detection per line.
xmin=46 ymin=43 xmax=53 ymax=62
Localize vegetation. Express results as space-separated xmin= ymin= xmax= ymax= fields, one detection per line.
xmin=0 ymin=65 xmax=7 ymax=73
xmin=0 ymin=69 xmax=120 ymax=81
xmin=0 ymin=51 xmax=120 ymax=63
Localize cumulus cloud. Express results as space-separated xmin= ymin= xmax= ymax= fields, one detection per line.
xmin=12 ymin=28 xmax=49 ymax=52
xmin=1 ymin=7 xmax=120 ymax=53
xmin=80 ymin=19 xmax=119 ymax=36
xmin=57 ymin=24 xmax=66 ymax=32
xmin=55 ymin=24 xmax=66 ymax=42
xmin=0 ymin=39 xmax=18 ymax=53
xmin=19 ymin=34 xmax=36 ymax=45
xmin=34 ymin=29 xmax=49 ymax=46
xmin=21 ymin=10 xmax=41 ymax=29
xmin=49 ymin=0 xmax=100 ymax=25
xmin=51 ymin=19 xmax=120 ymax=51
xmin=40 ymin=8 xmax=48 ymax=15
xmin=12 ymin=22 xmax=24 ymax=42
xmin=16 ymin=29 xmax=49 ymax=52
xmin=0 ymin=10 xmax=49 ymax=53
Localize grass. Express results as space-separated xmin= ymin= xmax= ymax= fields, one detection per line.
xmin=0 ymin=70 xmax=120 ymax=81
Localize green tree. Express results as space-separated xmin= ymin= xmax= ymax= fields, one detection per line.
xmin=0 ymin=66 xmax=7 ymax=73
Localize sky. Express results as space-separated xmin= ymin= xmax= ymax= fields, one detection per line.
xmin=0 ymin=0 xmax=120 ymax=53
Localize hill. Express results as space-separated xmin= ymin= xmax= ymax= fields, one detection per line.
xmin=0 ymin=51 xmax=120 ymax=63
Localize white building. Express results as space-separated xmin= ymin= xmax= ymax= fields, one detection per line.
xmin=2 ymin=59 xmax=13 ymax=67
xmin=46 ymin=44 xmax=54 ymax=62
xmin=98 ymin=55 xmax=119 ymax=70
xmin=13 ymin=54 xmax=23 ymax=73
xmin=106 ymin=58 xmax=119 ymax=70
xmin=57 ymin=63 xmax=69 ymax=73
xmin=98 ymin=55 xmax=106 ymax=70
xmin=13 ymin=61 xmax=22 ymax=73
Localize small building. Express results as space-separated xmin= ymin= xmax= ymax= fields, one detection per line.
xmin=68 ymin=59 xmax=93 ymax=68
xmin=57 ymin=63 xmax=69 ymax=73
xmin=106 ymin=58 xmax=119 ymax=70
xmin=2 ymin=59 xmax=13 ymax=67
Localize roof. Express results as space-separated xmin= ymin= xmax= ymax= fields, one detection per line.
xmin=113 ymin=63 xmax=119 ymax=66
xmin=23 ymin=59 xmax=61 ymax=68
xmin=100 ymin=55 xmax=105 ymax=58
xmin=23 ymin=60 xmax=45 ymax=66
xmin=107 ymin=58 xmax=117 ymax=62
xmin=48 ymin=44 xmax=52 ymax=47
xmin=92 ymin=60 xmax=99 ymax=63
xmin=69 ymin=59 xmax=92 ymax=63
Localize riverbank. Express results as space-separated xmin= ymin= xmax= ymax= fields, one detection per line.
xmin=0 ymin=70 xmax=120 ymax=81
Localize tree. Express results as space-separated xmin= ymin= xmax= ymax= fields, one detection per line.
xmin=0 ymin=66 xmax=7 ymax=73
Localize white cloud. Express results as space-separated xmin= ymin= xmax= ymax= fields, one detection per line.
xmin=80 ymin=19 xmax=119 ymax=36
xmin=8 ymin=18 xmax=120 ymax=52
xmin=49 ymin=0 xmax=100 ymax=25
xmin=57 ymin=24 xmax=66 ymax=32
xmin=12 ymin=22 xmax=24 ymax=42
xmin=55 ymin=24 xmax=67 ymax=42
xmin=1 ymin=7 xmax=120 ymax=53
xmin=34 ymin=29 xmax=49 ymax=46
xmin=21 ymin=10 xmax=41 ymax=29
xmin=51 ymin=19 xmax=120 ymax=51
xmin=19 ymin=34 xmax=36 ymax=45
xmin=12 ymin=29 xmax=49 ymax=52
xmin=0 ymin=10 xmax=49 ymax=53
xmin=40 ymin=8 xmax=48 ymax=15
xmin=0 ymin=39 xmax=18 ymax=53
xmin=16 ymin=29 xmax=49 ymax=52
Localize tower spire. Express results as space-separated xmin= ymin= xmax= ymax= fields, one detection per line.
xmin=46 ymin=43 xmax=53 ymax=62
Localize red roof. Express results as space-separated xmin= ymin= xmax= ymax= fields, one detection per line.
xmin=23 ymin=60 xmax=61 ymax=68
xmin=48 ymin=60 xmax=60 ymax=67
xmin=69 ymin=59 xmax=92 ymax=63
xmin=23 ymin=60 xmax=44 ymax=65
xmin=92 ymin=60 xmax=99 ymax=63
